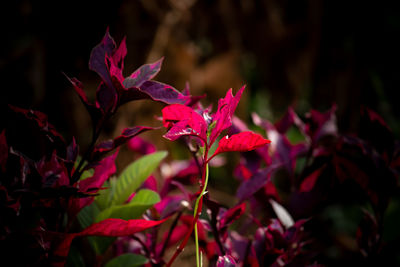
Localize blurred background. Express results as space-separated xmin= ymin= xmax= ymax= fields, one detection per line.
xmin=2 ymin=1 xmax=400 ymax=266
xmin=2 ymin=0 xmax=400 ymax=147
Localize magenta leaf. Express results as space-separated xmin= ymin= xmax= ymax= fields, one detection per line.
xmin=0 ymin=130 xmax=8 ymax=172
xmin=210 ymin=131 xmax=270 ymax=160
xmin=216 ymin=255 xmax=237 ymax=267
xmin=210 ymin=86 xmax=245 ymax=145
xmin=92 ymin=126 xmax=154 ymax=159
xmin=123 ymin=58 xmax=164 ymax=88
xmin=127 ymin=136 xmax=156 ymax=155
xmin=162 ymin=104 xmax=207 ymax=142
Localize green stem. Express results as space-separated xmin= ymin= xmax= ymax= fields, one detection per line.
xmin=194 ymin=163 xmax=209 ymax=267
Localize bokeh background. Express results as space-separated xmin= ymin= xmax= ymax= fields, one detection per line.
xmin=2 ymin=1 xmax=400 ymax=266
xmin=2 ymin=0 xmax=400 ymax=146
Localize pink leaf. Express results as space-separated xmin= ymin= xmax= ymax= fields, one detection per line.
xmin=210 ymin=131 xmax=270 ymax=160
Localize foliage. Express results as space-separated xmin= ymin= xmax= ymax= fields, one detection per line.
xmin=1 ymin=29 xmax=399 ymax=267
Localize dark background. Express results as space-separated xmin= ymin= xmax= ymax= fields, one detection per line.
xmin=2 ymin=0 xmax=400 ymax=146
xmin=1 ymin=1 xmax=400 ymax=266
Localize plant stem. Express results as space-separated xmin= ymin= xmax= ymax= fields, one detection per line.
xmin=194 ymin=163 xmax=209 ymax=267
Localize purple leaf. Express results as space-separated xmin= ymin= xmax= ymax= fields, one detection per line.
xmin=274 ymin=107 xmax=306 ymax=135
xmin=123 ymin=58 xmax=164 ymax=88
xmin=96 ymin=81 xmax=118 ymax=113
xmin=139 ymin=80 xmax=189 ymax=104
xmin=305 ymin=104 xmax=337 ymax=143
xmin=253 ymin=112 xmax=308 ymax=175
xmin=236 ymin=166 xmax=277 ymax=202
xmin=89 ymin=28 xmax=116 ymax=89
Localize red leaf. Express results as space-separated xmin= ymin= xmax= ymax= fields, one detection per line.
xmin=210 ymin=86 xmax=245 ymax=145
xmin=210 ymin=131 xmax=270 ymax=160
xmin=54 ymin=218 xmax=167 ymax=261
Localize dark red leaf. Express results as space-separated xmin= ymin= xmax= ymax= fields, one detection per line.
xmin=68 ymin=150 xmax=118 ymax=217
xmin=9 ymin=105 xmax=65 ymax=143
xmin=219 ymin=203 xmax=246 ymax=230
xmin=305 ymin=104 xmax=337 ymax=143
xmin=0 ymin=130 xmax=8 ymax=172
xmin=299 ymin=166 xmax=325 ymax=193
xmin=92 ymin=126 xmax=154 ymax=158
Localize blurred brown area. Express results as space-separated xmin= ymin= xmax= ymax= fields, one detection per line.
xmin=1 ymin=0 xmax=400 ymax=152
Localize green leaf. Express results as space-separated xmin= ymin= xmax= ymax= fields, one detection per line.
xmin=104 ymin=253 xmax=148 ymax=267
xmin=95 ymin=189 xmax=160 ymax=222
xmin=77 ymin=202 xmax=100 ymax=229
xmin=95 ymin=178 xmax=117 ymax=211
xmin=112 ymin=151 xmax=167 ymax=205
